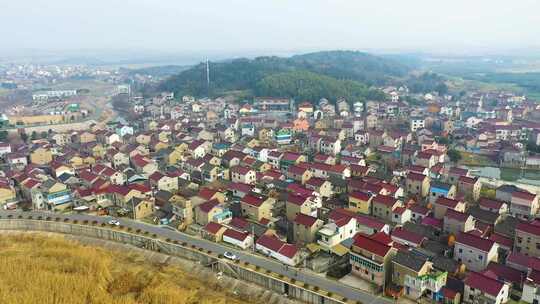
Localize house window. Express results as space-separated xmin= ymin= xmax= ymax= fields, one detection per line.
xmin=458 ymin=248 xmax=463 ymax=253
xmin=478 ymin=255 xmax=483 ymax=260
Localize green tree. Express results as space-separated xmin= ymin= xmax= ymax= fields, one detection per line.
xmin=30 ymin=131 xmax=38 ymax=140
xmin=0 ymin=131 xmax=8 ymax=141
xmin=448 ymin=149 xmax=462 ymax=163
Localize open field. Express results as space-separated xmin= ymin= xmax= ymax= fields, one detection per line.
xmin=0 ymin=233 xmax=252 ymax=304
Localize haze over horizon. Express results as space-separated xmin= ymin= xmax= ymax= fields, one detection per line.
xmin=2 ymin=0 xmax=540 ymax=60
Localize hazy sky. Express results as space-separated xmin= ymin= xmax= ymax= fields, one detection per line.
xmin=2 ymin=0 xmax=540 ymax=56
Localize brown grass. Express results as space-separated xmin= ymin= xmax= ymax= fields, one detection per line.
xmin=0 ymin=234 xmax=251 ymax=304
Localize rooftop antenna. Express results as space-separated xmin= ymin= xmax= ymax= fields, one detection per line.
xmin=206 ymin=58 xmax=210 ymax=97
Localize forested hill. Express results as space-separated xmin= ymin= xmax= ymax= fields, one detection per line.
xmin=158 ymin=51 xmax=410 ymax=102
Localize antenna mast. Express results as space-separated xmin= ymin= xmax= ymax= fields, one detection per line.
xmin=206 ymin=58 xmax=210 ymax=96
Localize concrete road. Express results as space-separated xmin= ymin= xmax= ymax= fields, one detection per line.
xmin=0 ymin=210 xmax=392 ymax=304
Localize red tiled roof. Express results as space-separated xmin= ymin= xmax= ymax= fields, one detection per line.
xmin=288 ymin=165 xmax=308 ymax=175
xmin=199 ymin=188 xmax=218 ymax=200
xmin=458 ymin=175 xmax=478 ymax=184
xmin=241 ymin=194 xmax=265 ymax=207
xmin=512 ymin=190 xmax=537 ymax=201
xmin=421 ymin=216 xmax=443 ymax=229
xmin=294 ymin=213 xmax=319 ymax=227
xmin=149 ymin=171 xmax=164 ymax=182
xmin=370 ymin=232 xmax=393 ymax=246
xmin=391 ymin=227 xmax=426 ymax=246
xmin=204 ymin=222 xmax=224 ymax=234
xmin=479 ymin=198 xmax=505 ymax=210
xmin=223 ymin=229 xmax=250 ymax=241
xmin=228 ymin=182 xmax=253 ymax=193
xmin=489 ymin=233 xmax=513 ymax=249
xmin=198 ymin=199 xmax=220 ymax=213
xmin=305 ymin=177 xmax=325 ymax=187
xmin=229 ymin=217 xmax=250 ymax=231
xmin=435 ymin=197 xmax=460 ymax=208
xmin=231 ymin=166 xmax=253 ymax=175
xmin=372 ymin=194 xmax=397 ymax=207
xmin=256 ymin=234 xmax=283 ymax=251
xmin=516 ymin=221 xmax=540 ymax=236
xmin=464 ymin=271 xmax=505 ymax=297
xmin=349 ymin=191 xmax=372 ymax=201
xmin=485 ymin=262 xmax=524 ymax=286
xmin=352 ymin=234 xmax=392 ymax=257
xmin=278 ymin=243 xmax=298 ymax=258
xmin=444 ymin=209 xmax=470 ymax=222
xmin=287 ymin=193 xmax=308 ymax=206
xmin=407 ymin=172 xmax=427 ymax=182
xmin=456 ymin=232 xmax=495 ymax=252
xmin=410 ymin=204 xmax=430 ymax=215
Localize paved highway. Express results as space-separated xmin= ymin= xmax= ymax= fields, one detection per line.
xmin=0 ymin=211 xmax=392 ymax=304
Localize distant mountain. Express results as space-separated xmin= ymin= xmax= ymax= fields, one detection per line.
xmin=159 ymin=50 xmax=410 ymax=101
xmin=126 ymin=65 xmax=189 ymax=77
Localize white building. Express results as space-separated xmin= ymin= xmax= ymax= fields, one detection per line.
xmin=410 ymin=117 xmax=425 ymax=132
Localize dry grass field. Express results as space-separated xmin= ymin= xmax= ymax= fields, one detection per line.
xmin=0 ymin=234 xmax=251 ymax=304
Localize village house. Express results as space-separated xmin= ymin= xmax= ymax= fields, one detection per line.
xmin=443 ymin=209 xmax=475 ymax=235
xmin=348 ymin=191 xmax=373 ymax=215
xmin=230 ymin=166 xmax=256 ymax=185
xmin=454 ymin=232 xmax=498 ymax=272
xmin=350 ymin=233 xmax=397 ymax=290
xmin=255 ymin=234 xmax=301 ymax=266
xmin=433 ymin=197 xmax=466 ymax=219
xmin=372 ymin=194 xmax=401 ymax=222
xmin=406 ymin=172 xmax=430 ymax=198
xmin=514 ymin=220 xmax=540 ymax=257
xmin=463 ymin=271 xmax=510 ymax=304
xmin=457 ymin=176 xmax=482 ymax=202
xmin=510 ymin=190 xmax=539 ymax=220
xmin=429 ymin=182 xmax=457 ymax=205
xmin=392 ymin=250 xmax=447 ymax=301
xmin=240 ymin=194 xmax=274 ymax=221
xmin=222 ymin=228 xmax=253 ymax=250
xmin=292 ymin=213 xmax=324 ymax=245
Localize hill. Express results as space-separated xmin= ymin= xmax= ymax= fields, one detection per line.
xmin=159 ymin=50 xmax=410 ymax=101
xmin=0 ymin=234 xmax=251 ymax=304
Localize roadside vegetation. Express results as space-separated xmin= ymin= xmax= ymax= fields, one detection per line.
xmin=0 ymin=234 xmax=251 ymax=304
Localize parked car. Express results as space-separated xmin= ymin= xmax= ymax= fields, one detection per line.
xmin=108 ymin=219 xmax=120 ymax=226
xmin=223 ymin=251 xmax=238 ymax=261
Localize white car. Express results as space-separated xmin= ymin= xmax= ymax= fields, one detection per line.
xmin=108 ymin=219 xmax=120 ymax=226
xmin=223 ymin=251 xmax=238 ymax=261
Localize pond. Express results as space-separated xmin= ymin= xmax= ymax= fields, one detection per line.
xmin=462 ymin=166 xmax=540 ymax=186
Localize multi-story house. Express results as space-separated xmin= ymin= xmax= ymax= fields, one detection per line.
xmin=514 ymin=221 xmax=540 ymax=257
xmin=429 ymin=182 xmax=457 ymax=205
xmin=317 ymin=213 xmax=356 ymax=252
xmin=293 ymin=213 xmax=324 ymax=245
xmin=30 ymin=179 xmax=72 ymax=211
xmin=454 ymin=232 xmax=498 ymax=272
xmin=372 ymin=194 xmax=401 ymax=222
xmin=350 ymin=233 xmax=397 ymax=290
xmin=433 ymin=196 xmax=464 ymax=220
xmin=240 ymin=194 xmax=274 ymax=221
xmin=463 ymin=271 xmax=510 ymax=304
xmin=443 ymin=209 xmax=475 ymax=235
xmin=392 ymin=251 xmax=447 ymax=300
xmin=230 ymin=166 xmax=256 ymax=185
xmin=510 ymin=190 xmax=539 ymax=220
xmin=406 ymin=172 xmax=430 ymax=198
xmin=458 ymin=176 xmax=482 ymax=202
xmin=348 ymin=191 xmax=373 ymax=215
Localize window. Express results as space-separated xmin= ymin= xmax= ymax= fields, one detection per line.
xmin=458 ymin=248 xmax=463 ymax=253
xmin=478 ymin=255 xmax=483 ymax=260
